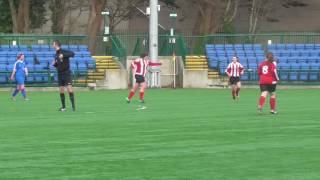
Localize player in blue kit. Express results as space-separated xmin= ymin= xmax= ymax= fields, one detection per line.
xmin=10 ymin=53 xmax=29 ymax=101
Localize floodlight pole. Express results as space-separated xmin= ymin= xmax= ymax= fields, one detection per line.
xmin=149 ymin=0 xmax=158 ymax=62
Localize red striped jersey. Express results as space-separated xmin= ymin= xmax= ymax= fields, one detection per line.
xmin=225 ymin=62 xmax=244 ymax=77
xmin=131 ymin=57 xmax=149 ymax=77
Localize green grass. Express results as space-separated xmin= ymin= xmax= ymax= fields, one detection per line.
xmin=0 ymin=89 xmax=319 ymax=180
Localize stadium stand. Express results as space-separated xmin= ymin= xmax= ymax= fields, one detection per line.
xmin=206 ymin=43 xmax=320 ymax=81
xmin=0 ymin=44 xmax=96 ymax=84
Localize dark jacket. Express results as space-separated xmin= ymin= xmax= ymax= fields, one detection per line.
xmin=53 ymin=49 xmax=75 ymax=74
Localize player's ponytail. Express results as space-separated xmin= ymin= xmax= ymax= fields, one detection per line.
xmin=266 ymin=52 xmax=275 ymax=63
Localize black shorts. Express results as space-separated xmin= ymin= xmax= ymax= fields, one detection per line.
xmin=260 ymin=84 xmax=277 ymax=93
xmin=58 ymin=72 xmax=72 ymax=86
xmin=135 ymin=75 xmax=145 ymax=84
xmin=229 ymin=77 xmax=240 ymax=85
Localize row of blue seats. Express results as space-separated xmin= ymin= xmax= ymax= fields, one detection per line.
xmin=206 ymin=44 xmax=263 ymax=50
xmin=267 ymin=44 xmax=320 ymax=50
xmin=219 ymin=62 xmax=320 ymax=70
xmin=239 ymin=72 xmax=320 ymax=81
xmin=0 ymin=51 xmax=91 ymax=57
xmin=0 ymin=44 xmax=88 ymax=51
xmin=0 ymin=62 xmax=94 ymax=71
xmin=272 ymin=50 xmax=320 ymax=57
xmin=218 ymin=67 xmax=320 ymax=81
xmin=0 ymin=73 xmax=86 ymax=84
xmin=0 ymin=57 xmax=95 ymax=65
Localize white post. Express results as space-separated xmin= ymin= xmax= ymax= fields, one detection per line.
xmin=149 ymin=0 xmax=160 ymax=88
xmin=149 ymin=0 xmax=158 ymax=62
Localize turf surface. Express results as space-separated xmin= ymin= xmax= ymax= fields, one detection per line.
xmin=0 ymin=89 xmax=319 ymax=179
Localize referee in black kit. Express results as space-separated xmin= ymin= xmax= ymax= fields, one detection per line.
xmin=52 ymin=40 xmax=76 ymax=112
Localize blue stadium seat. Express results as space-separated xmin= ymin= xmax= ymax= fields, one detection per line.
xmin=278 ymin=63 xmax=290 ymax=69
xmin=205 ymin=44 xmax=214 ymax=49
xmin=40 ymin=45 xmax=50 ymax=51
xmin=267 ymin=44 xmax=276 ymax=51
xmin=69 ymin=45 xmax=78 ymax=51
xmin=290 ymin=63 xmax=299 ymax=70
xmin=276 ymin=44 xmax=286 ymax=50
xmin=287 ymin=57 xmax=297 ymax=63
xmin=309 ymin=64 xmax=319 ymax=80
xmin=234 ymin=44 xmax=243 ymax=50
xmin=309 ymin=50 xmax=319 ymax=57
xmin=243 ymin=44 xmax=253 ymax=50
xmin=295 ymin=44 xmax=305 ymax=50
xmin=78 ymin=45 xmax=88 ymax=51
xmin=290 ymin=51 xmax=300 ymax=57
xmin=314 ymin=44 xmax=320 ymax=49
xmin=31 ymin=45 xmax=41 ymax=51
xmin=305 ymin=44 xmax=315 ymax=50
xmin=8 ymin=51 xmax=17 ymax=57
xmin=215 ymin=44 xmax=224 ymax=50
xmin=289 ymin=71 xmax=298 ymax=81
xmin=19 ymin=45 xmax=28 ymax=51
xmin=253 ymin=44 xmax=262 ymax=50
xmin=225 ymin=44 xmax=233 ymax=50
xmin=0 ymin=75 xmax=7 ymax=83
xmin=248 ymin=63 xmax=258 ymax=70
xmin=286 ymin=44 xmax=295 ymax=50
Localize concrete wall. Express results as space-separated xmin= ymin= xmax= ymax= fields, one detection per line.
xmin=183 ymin=70 xmax=209 ymax=88
xmin=97 ymin=69 xmax=128 ymax=89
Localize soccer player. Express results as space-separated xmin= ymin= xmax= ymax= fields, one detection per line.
xmin=126 ymin=52 xmax=161 ymax=108
xmin=10 ymin=53 xmax=28 ymax=101
xmin=225 ymin=56 xmax=244 ymax=100
xmin=257 ymin=52 xmax=280 ymax=114
xmin=52 ymin=40 xmax=76 ymax=112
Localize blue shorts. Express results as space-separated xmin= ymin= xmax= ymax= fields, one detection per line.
xmin=16 ymin=76 xmax=25 ymax=85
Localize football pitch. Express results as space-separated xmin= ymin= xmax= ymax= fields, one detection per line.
xmin=0 ymin=88 xmax=319 ymax=179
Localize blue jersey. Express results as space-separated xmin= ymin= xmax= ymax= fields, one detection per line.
xmin=13 ymin=60 xmax=27 ymax=78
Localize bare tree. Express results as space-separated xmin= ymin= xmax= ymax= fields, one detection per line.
xmin=191 ymin=0 xmax=239 ymax=35
xmin=223 ymin=0 xmax=239 ymax=25
xmin=8 ymin=0 xmax=30 ymax=33
xmin=50 ymin=0 xmax=68 ymax=34
xmin=248 ymin=0 xmax=276 ymax=34
xmin=192 ymin=0 xmax=221 ymax=35
xmin=87 ymin=0 xmax=108 ymax=53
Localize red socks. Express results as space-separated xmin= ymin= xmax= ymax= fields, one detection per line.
xmin=139 ymin=92 xmax=144 ymax=101
xmin=259 ymin=96 xmax=266 ymax=108
xmin=270 ymin=97 xmax=276 ymax=111
xmin=128 ymin=91 xmax=135 ymax=100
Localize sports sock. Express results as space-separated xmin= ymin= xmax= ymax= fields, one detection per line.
xmin=259 ymin=96 xmax=266 ymax=109
xmin=21 ymin=88 xmax=27 ymax=99
xmin=128 ymin=91 xmax=135 ymax=100
xmin=60 ymin=93 xmax=66 ymax=108
xmin=69 ymin=92 xmax=75 ymax=110
xmin=270 ymin=97 xmax=276 ymax=111
xmin=12 ymin=88 xmax=19 ymax=97
xmin=139 ymin=91 xmax=144 ymax=101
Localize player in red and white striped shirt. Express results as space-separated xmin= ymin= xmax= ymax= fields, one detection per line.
xmin=225 ymin=56 xmax=244 ymax=100
xmin=126 ymin=52 xmax=161 ymax=106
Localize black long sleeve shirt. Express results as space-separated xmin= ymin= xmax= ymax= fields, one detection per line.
xmin=53 ymin=49 xmax=75 ymax=74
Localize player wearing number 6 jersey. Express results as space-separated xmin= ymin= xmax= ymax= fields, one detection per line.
xmin=258 ymin=52 xmax=280 ymax=114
